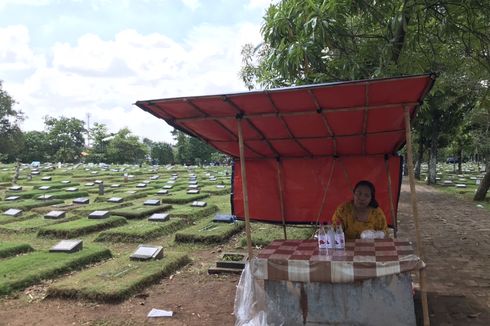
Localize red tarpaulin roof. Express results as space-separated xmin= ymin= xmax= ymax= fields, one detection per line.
xmin=135 ymin=74 xmax=435 ymax=226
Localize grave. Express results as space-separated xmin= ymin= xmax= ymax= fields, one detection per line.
xmin=9 ymin=185 xmax=22 ymax=191
xmin=41 ymin=176 xmax=52 ymax=181
xmin=163 ymin=185 xmax=173 ymax=189
xmin=31 ymin=171 xmax=40 ymax=175
xmin=189 ymin=180 xmax=198 ymax=185
xmin=65 ymin=187 xmax=79 ymax=192
xmin=91 ymin=171 xmax=98 ymax=175
xmin=456 ymin=184 xmax=467 ymax=188
xmin=144 ymin=199 xmax=160 ymax=206
xmin=39 ymin=186 xmax=51 ymax=190
xmin=88 ymin=210 xmax=110 ymax=219
xmin=37 ymin=194 xmax=54 ymax=200
xmin=94 ymin=180 xmax=103 ymax=184
xmin=61 ymin=180 xmax=71 ymax=184
xmin=187 ymin=189 xmax=200 ymax=194
xmin=130 ymin=245 xmax=164 ymax=261
xmin=191 ymin=201 xmax=207 ymax=207
xmin=5 ymin=196 xmax=21 ymax=201
xmin=126 ymin=190 xmax=137 ymax=194
xmin=148 ymin=213 xmax=170 ymax=222
xmin=166 ymin=180 xmax=175 ymax=184
xmin=442 ymin=180 xmax=453 ymax=186
xmin=157 ymin=189 xmax=169 ymax=195
xmin=216 ymin=185 xmax=225 ymax=189
xmin=208 ymin=252 xmax=248 ymax=275
xmin=213 ymin=214 xmax=236 ymax=223
xmin=85 ymin=182 xmax=95 ymax=186
xmin=143 ymin=180 xmax=151 ymax=184
xmin=45 ymin=210 xmax=66 ymax=219
xmin=209 ymin=177 xmax=217 ymax=181
xmin=107 ymin=197 xmax=124 ymax=203
xmin=136 ymin=183 xmax=147 ymax=188
xmin=188 ymin=184 xmax=199 ymax=189
xmin=49 ymin=240 xmax=83 ymax=253
xmin=3 ymin=208 xmax=22 ymax=217
xmin=73 ymin=197 xmax=90 ymax=204
xmin=111 ymin=184 xmax=121 ymax=188
xmin=150 ymin=175 xmax=159 ymax=180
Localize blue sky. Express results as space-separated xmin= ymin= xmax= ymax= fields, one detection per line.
xmin=0 ymin=0 xmax=272 ymax=143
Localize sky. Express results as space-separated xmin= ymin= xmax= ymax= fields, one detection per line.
xmin=0 ymin=0 xmax=273 ymax=144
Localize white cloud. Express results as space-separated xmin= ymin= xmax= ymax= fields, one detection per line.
xmin=246 ymin=0 xmax=276 ymax=10
xmin=0 ymin=25 xmax=45 ymax=71
xmin=1 ymin=21 xmax=263 ymax=144
xmin=180 ymin=0 xmax=200 ymax=11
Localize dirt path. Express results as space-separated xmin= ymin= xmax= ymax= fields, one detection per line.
xmin=0 ymin=178 xmax=489 ymax=325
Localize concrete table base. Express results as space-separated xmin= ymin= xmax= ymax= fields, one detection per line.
xmin=263 ymin=273 xmax=415 ymax=326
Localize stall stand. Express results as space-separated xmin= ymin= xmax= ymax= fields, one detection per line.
xmin=136 ymin=73 xmax=436 ymax=326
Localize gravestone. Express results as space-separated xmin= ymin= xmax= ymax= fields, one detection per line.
xmin=130 ymin=245 xmax=164 ymax=261
xmin=37 ymin=194 xmax=54 ymax=200
xmin=188 ymin=184 xmax=199 ymax=189
xmin=216 ymin=185 xmax=225 ymax=189
xmin=456 ymin=184 xmax=467 ymax=188
xmin=166 ymin=180 xmax=175 ymax=184
xmin=5 ymin=196 xmax=21 ymax=201
xmin=150 ymin=175 xmax=159 ymax=180
xmin=136 ymin=183 xmax=147 ymax=188
xmin=187 ymin=189 xmax=200 ymax=194
xmin=31 ymin=171 xmax=40 ymax=175
xmin=157 ymin=189 xmax=169 ymax=195
xmin=88 ymin=210 xmax=110 ymax=219
xmin=144 ymin=199 xmax=160 ymax=206
xmin=73 ymin=197 xmax=90 ymax=204
xmin=49 ymin=240 xmax=83 ymax=253
xmin=91 ymin=171 xmax=98 ymax=174
xmin=3 ymin=209 xmax=22 ymax=217
xmin=126 ymin=190 xmax=137 ymax=194
xmin=41 ymin=176 xmax=52 ymax=181
xmin=85 ymin=182 xmax=95 ymax=186
xmin=65 ymin=187 xmax=78 ymax=192
xmin=143 ymin=180 xmax=151 ymax=184
xmin=191 ymin=201 xmax=207 ymax=207
xmin=148 ymin=213 xmax=170 ymax=222
xmin=163 ymin=185 xmax=173 ymax=189
xmin=189 ymin=180 xmax=198 ymax=185
xmin=45 ymin=210 xmax=66 ymax=219
xmin=209 ymin=177 xmax=217 ymax=181
xmin=61 ymin=180 xmax=71 ymax=184
xmin=213 ymin=214 xmax=236 ymax=223
xmin=39 ymin=186 xmax=51 ymax=190
xmin=107 ymin=197 xmax=124 ymax=203
xmin=9 ymin=185 xmax=22 ymax=191
xmin=94 ymin=180 xmax=103 ymax=184
xmin=111 ymin=184 xmax=121 ymax=188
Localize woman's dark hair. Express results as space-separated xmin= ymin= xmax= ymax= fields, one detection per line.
xmin=353 ymin=180 xmax=379 ymax=208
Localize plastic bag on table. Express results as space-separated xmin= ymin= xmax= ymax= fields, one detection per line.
xmin=360 ymin=229 xmax=385 ymax=239
xmin=234 ymin=262 xmax=285 ymax=326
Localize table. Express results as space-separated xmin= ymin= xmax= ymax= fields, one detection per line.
xmin=248 ymin=239 xmax=425 ymax=326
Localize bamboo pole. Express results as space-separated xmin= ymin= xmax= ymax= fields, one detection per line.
xmin=276 ymin=159 xmax=287 ymax=239
xmin=237 ymin=119 xmax=253 ymax=259
xmin=404 ymin=106 xmax=430 ymax=325
xmin=384 ymin=158 xmax=398 ymax=238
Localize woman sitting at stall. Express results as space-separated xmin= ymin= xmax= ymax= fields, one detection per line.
xmin=331 ymin=180 xmax=388 ymax=240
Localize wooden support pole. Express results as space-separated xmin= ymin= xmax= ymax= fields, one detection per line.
xmin=276 ymin=159 xmax=287 ymax=239
xmin=384 ymin=158 xmax=398 ymax=238
xmin=404 ymin=107 xmax=430 ymax=326
xmin=237 ymin=119 xmax=253 ymax=259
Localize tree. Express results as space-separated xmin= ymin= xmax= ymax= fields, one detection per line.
xmin=0 ymin=81 xmax=24 ymax=162
xmin=19 ymin=131 xmax=50 ymax=163
xmin=150 ymin=142 xmax=175 ymax=165
xmin=86 ymin=123 xmax=111 ymax=163
xmin=44 ymin=116 xmax=86 ymax=163
xmin=242 ymin=0 xmax=490 ymax=192
xmin=106 ymin=128 xmax=147 ymax=164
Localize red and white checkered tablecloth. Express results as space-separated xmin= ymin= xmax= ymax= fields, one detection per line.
xmin=251 ymin=239 xmax=425 ymax=283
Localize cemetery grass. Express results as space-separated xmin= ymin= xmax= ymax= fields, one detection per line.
xmin=0 ymin=246 xmax=111 ymax=295
xmin=47 ymin=252 xmax=191 ymax=302
xmin=0 ymin=214 xmax=82 ymax=234
xmin=110 ymin=204 xmax=172 ymax=219
xmin=0 ymin=242 xmax=33 ymax=258
xmin=238 ymin=223 xmax=316 ymax=248
xmin=37 ymin=216 xmax=127 ymax=238
xmin=175 ymin=217 xmax=245 ymax=244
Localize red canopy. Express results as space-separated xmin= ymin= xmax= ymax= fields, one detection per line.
xmin=135 ymin=74 xmax=435 ymax=227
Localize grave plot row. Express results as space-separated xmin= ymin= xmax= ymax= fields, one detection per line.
xmin=0 ymin=199 xmax=64 ymax=211
xmin=110 ymin=204 xmax=172 ymax=219
xmin=0 ymin=246 xmax=111 ymax=295
xmin=47 ymin=252 xmax=191 ymax=303
xmin=238 ymin=223 xmax=316 ymax=248
xmin=174 ymin=216 xmax=244 ymax=244
xmin=0 ymin=242 xmax=34 ymax=258
xmin=94 ymin=217 xmax=188 ymax=243
xmin=160 ymin=191 xmax=210 ymax=204
xmin=0 ymin=212 xmax=38 ymax=225
xmin=0 ymin=213 xmax=82 ymax=234
xmin=37 ymin=216 xmax=127 ymax=238
xmin=169 ymin=204 xmax=219 ymax=221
